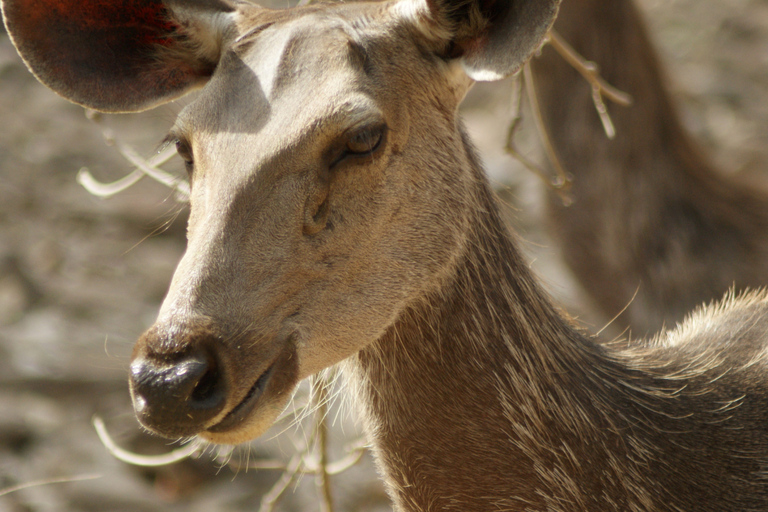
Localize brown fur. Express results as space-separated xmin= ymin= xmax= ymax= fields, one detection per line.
xmin=529 ymin=0 xmax=768 ymax=336
xmin=344 ymin=130 xmax=768 ymax=511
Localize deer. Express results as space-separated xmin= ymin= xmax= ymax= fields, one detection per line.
xmin=528 ymin=0 xmax=768 ymax=337
xmin=4 ymin=0 xmax=768 ymax=510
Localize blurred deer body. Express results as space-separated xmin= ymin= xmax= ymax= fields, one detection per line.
xmin=530 ymin=0 xmax=768 ymax=336
xmin=4 ymin=0 xmax=768 ymax=510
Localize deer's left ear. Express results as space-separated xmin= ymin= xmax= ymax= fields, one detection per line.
xmin=394 ymin=0 xmax=560 ymax=81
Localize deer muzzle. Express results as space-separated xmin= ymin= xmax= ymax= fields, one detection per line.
xmin=128 ymin=318 xmax=299 ymax=442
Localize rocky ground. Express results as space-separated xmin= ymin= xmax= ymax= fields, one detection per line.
xmin=0 ymin=0 xmax=765 ymax=511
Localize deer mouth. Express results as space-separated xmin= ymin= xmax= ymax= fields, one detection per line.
xmin=197 ymin=334 xmax=300 ymax=443
xmin=207 ymin=363 xmax=276 ymax=434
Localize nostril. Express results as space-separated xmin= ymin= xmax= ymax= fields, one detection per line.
xmin=129 ymin=347 xmax=227 ymax=437
xmin=189 ymin=361 xmax=223 ymax=408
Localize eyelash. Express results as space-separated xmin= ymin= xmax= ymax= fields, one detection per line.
xmin=173 ymin=139 xmax=194 ymax=175
xmin=330 ymin=124 xmax=386 ymax=168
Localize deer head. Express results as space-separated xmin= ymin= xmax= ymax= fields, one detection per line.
xmin=2 ymin=0 xmax=559 ymax=443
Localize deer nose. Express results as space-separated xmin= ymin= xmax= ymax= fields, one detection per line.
xmin=129 ymin=345 xmax=227 ymax=438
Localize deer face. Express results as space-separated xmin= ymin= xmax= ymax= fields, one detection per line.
xmin=136 ymin=5 xmax=477 ymax=443
xmin=2 ymin=0 xmax=559 ymax=443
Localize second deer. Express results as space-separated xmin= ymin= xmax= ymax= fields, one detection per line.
xmin=529 ymin=0 xmax=768 ymax=336
xmin=4 ymin=0 xmax=768 ymax=510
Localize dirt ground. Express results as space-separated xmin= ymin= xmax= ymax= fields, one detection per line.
xmin=0 ymin=1 xmax=766 ymax=511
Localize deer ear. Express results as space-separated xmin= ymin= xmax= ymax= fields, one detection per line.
xmin=395 ymin=0 xmax=560 ymax=81
xmin=1 ymin=0 xmax=239 ymax=112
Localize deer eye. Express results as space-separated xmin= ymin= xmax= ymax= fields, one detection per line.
xmin=329 ymin=124 xmax=386 ymax=169
xmin=328 ymin=122 xmax=387 ymax=169
xmin=346 ymin=125 xmax=384 ymax=155
xmin=175 ymin=139 xmax=194 ymax=175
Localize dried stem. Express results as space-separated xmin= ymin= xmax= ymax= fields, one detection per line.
xmin=506 ymin=30 xmax=634 ymax=205
xmin=521 ymin=63 xmax=574 ymax=205
xmin=326 ymin=438 xmax=368 ymax=475
xmin=547 ymin=29 xmax=633 ymax=139
xmin=504 ymin=73 xmax=572 ymax=205
xmin=258 ymin=455 xmax=303 ymax=512
xmin=77 ymin=145 xmax=178 ymax=198
xmin=222 ymin=457 xmax=289 ymax=472
xmin=312 ymin=378 xmax=334 ymax=512
xmin=79 ymin=110 xmax=190 ymax=201
xmin=548 ymin=30 xmax=633 ymax=107
xmin=93 ymin=416 xmax=204 ymax=467
xmin=0 ymin=474 xmax=102 ymax=498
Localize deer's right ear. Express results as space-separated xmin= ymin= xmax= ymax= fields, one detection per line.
xmin=394 ymin=0 xmax=560 ymax=81
xmin=1 ymin=0 xmax=240 ymax=113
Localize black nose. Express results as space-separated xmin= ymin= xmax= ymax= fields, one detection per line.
xmin=130 ymin=344 xmax=227 ymax=438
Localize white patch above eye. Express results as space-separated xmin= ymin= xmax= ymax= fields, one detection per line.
xmin=244 ymin=26 xmax=294 ymax=100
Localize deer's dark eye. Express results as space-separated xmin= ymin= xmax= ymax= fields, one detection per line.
xmin=346 ymin=125 xmax=384 ymax=155
xmin=329 ymin=124 xmax=386 ymax=168
xmin=175 ymin=139 xmax=194 ymax=175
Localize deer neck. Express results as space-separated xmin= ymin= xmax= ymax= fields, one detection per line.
xmin=344 ymin=140 xmax=617 ymax=511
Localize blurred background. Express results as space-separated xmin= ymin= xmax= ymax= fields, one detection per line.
xmin=0 ymin=0 xmax=766 ymax=510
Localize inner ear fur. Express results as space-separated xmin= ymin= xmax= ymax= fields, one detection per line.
xmin=1 ymin=0 xmax=237 ymax=113
xmin=423 ymin=0 xmax=561 ymax=81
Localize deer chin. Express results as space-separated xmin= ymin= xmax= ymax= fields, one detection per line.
xmin=200 ymin=344 xmax=301 ymax=445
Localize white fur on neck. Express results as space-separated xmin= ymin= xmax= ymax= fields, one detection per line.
xmin=461 ymin=63 xmax=507 ymax=82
